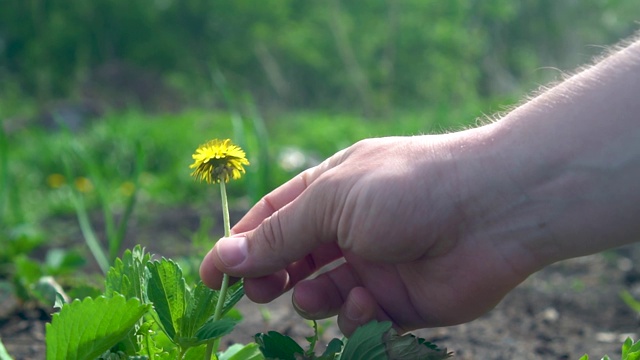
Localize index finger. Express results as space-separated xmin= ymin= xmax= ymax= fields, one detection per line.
xmin=231 ymin=151 xmax=346 ymax=233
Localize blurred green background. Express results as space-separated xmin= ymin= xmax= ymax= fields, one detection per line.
xmin=1 ymin=1 xmax=639 ymax=264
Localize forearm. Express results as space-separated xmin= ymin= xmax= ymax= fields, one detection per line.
xmin=481 ymin=37 xmax=640 ymax=269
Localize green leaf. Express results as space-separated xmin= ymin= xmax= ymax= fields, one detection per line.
xmin=255 ymin=331 xmax=305 ymax=360
xmin=623 ymin=337 xmax=640 ymax=360
xmin=31 ymin=276 xmax=67 ymax=306
xmin=97 ymin=351 xmax=128 ymax=359
xmin=621 ymin=290 xmax=640 ymax=313
xmin=105 ymin=246 xmax=150 ymax=300
xmin=218 ymin=343 xmax=265 ymax=360
xmin=340 ymin=320 xmax=451 ymax=360
xmin=137 ymin=321 xmax=158 ymax=358
xmin=222 ymin=280 xmax=245 ymax=316
xmin=578 ymin=355 xmax=589 ymax=360
xmin=0 ymin=337 xmax=14 ymax=360
xmin=45 ymin=294 xmax=149 ymax=360
xmin=182 ymin=345 xmax=206 ymax=360
xmin=181 ymin=281 xmax=220 ymax=339
xmin=193 ymin=318 xmax=238 ymax=344
xmin=146 ymin=258 xmax=187 ymax=341
xmin=179 ymin=280 xmax=244 ymax=345
xmin=384 ymin=331 xmax=452 ymax=360
xmin=339 ymin=321 xmax=390 ymax=360
xmin=318 ymin=338 xmax=343 ymax=360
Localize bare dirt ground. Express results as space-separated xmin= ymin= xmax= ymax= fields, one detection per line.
xmin=2 ymin=208 xmax=640 ymax=359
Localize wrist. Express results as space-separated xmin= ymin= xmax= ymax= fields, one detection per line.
xmin=478 ymin=39 xmax=640 ymax=270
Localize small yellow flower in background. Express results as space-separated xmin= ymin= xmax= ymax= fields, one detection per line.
xmin=119 ymin=181 xmax=136 ymax=197
xmin=47 ymin=173 xmax=66 ymax=189
xmin=74 ymin=177 xmax=94 ymax=193
xmin=190 ymin=139 xmax=249 ymax=184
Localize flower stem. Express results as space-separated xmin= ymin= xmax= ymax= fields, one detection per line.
xmin=206 ymin=181 xmax=232 ymax=360
xmin=213 ymin=181 xmax=231 ymax=321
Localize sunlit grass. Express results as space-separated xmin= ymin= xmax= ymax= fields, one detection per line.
xmin=5 ymin=101 xmax=505 ymax=230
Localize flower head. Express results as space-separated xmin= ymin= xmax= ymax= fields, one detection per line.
xmin=190 ymin=139 xmax=250 ymax=184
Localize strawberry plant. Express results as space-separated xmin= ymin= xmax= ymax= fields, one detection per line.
xmin=45 ymin=246 xmax=452 ymax=359
xmin=579 ymin=337 xmax=640 ymax=360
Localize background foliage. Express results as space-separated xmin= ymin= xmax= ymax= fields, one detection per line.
xmin=1 ymin=0 xmax=638 ymax=115
xmin=0 ymin=0 xmax=639 ymax=263
xmin=0 ymin=2 xmax=639 ymax=357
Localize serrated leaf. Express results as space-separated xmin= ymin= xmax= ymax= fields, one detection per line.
xmin=193 ymin=318 xmax=237 ymax=344
xmin=146 ymin=258 xmax=187 ymax=341
xmin=384 ymin=331 xmax=452 ymax=359
xmin=340 ymin=321 xmax=451 ymax=360
xmin=222 ymin=281 xmax=245 ymax=316
xmin=181 ymin=281 xmax=221 ymax=339
xmin=179 ymin=280 xmax=244 ymax=344
xmin=45 ymin=294 xmax=149 ymax=360
xmin=255 ymin=331 xmax=305 ymax=360
xmin=182 ymin=281 xmax=244 ymax=337
xmin=106 ymin=246 xmax=150 ymax=300
xmin=340 ymin=321 xmax=390 ymax=360
xmin=137 ymin=320 xmax=167 ymax=358
xmin=219 ymin=343 xmax=265 ymax=360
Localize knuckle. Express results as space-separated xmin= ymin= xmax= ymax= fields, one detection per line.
xmin=256 ymin=211 xmax=287 ymax=255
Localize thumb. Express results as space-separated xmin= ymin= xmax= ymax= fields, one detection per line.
xmin=206 ymin=172 xmax=343 ymax=279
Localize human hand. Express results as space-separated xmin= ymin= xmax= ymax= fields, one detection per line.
xmin=201 ymin=38 xmax=640 ymax=335
xmin=199 ymin=133 xmax=538 ymax=335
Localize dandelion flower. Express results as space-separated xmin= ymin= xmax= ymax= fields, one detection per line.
xmin=74 ymin=177 xmax=94 ymax=193
xmin=47 ymin=173 xmax=66 ymax=189
xmin=190 ymin=139 xmax=249 ymax=183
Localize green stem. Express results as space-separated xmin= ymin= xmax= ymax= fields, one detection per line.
xmin=69 ymin=187 xmax=109 ymax=274
xmin=207 ymin=181 xmax=231 ymax=359
xmin=204 ymin=341 xmax=214 ymax=360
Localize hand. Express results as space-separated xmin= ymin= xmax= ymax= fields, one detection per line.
xmin=201 ymin=37 xmax=640 ymax=336
xmin=200 ymin=134 xmax=536 ymax=335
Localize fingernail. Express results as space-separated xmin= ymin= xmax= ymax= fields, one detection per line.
xmin=292 ymin=297 xmax=310 ymax=317
xmin=215 ymin=236 xmax=248 ymax=268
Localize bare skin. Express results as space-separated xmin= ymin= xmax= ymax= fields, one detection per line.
xmin=200 ymin=36 xmax=640 ymax=336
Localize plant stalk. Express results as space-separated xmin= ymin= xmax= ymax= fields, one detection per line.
xmin=206 ymin=181 xmax=232 ymax=359
xmin=67 ymin=185 xmax=109 ymax=274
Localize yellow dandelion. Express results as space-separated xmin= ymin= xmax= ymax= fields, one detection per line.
xmin=119 ymin=181 xmax=136 ymax=197
xmin=189 ymin=139 xmax=249 ymax=184
xmin=74 ymin=177 xmax=94 ymax=193
xmin=47 ymin=173 xmax=66 ymax=189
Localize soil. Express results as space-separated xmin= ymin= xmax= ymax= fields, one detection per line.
xmin=2 ymin=207 xmax=640 ymax=359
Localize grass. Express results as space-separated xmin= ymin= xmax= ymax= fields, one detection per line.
xmin=4 ymin=104 xmax=495 ymax=224
xmin=0 ymin=102 xmax=504 ymax=282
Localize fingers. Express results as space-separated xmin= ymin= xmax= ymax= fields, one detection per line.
xmin=241 ymin=243 xmax=343 ymax=303
xmin=292 ymin=268 xmax=381 ymax=337
xmin=230 ymin=170 xmax=311 ymax=234
xmin=291 ymin=262 xmax=361 ymax=319
xmin=337 ymin=287 xmax=379 ymax=336
xmin=231 ymin=154 xmax=344 ymax=234
xmin=204 ymin=169 xmax=349 ymax=282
